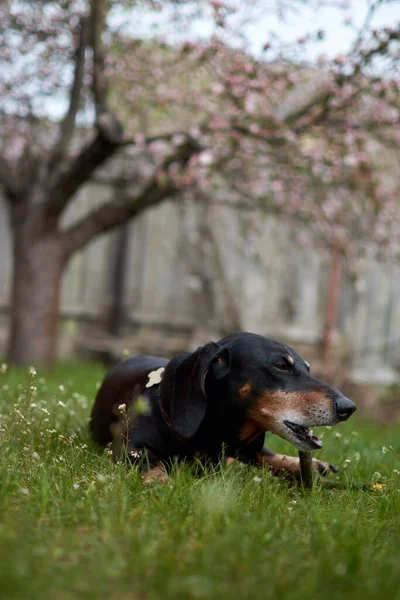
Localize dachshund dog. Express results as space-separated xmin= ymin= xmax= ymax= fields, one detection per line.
xmin=90 ymin=332 xmax=356 ymax=483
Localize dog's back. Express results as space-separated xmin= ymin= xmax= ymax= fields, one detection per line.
xmin=90 ymin=355 xmax=169 ymax=446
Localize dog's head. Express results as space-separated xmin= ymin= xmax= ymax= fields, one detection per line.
xmin=159 ymin=332 xmax=356 ymax=451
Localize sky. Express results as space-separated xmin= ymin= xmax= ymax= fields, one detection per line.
xmin=244 ymin=0 xmax=400 ymax=59
xmin=113 ymin=0 xmax=400 ymax=61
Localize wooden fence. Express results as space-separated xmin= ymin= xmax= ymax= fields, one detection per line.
xmin=0 ymin=184 xmax=399 ymax=383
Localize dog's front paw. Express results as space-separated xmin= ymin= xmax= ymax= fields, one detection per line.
xmin=141 ymin=466 xmax=168 ymax=485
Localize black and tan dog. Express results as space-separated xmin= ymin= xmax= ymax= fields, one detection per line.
xmin=90 ymin=332 xmax=356 ymax=483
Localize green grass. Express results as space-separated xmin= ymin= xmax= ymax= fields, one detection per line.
xmin=0 ymin=362 xmax=400 ymax=600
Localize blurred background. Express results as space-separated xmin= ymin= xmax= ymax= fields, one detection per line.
xmin=0 ymin=0 xmax=399 ymax=415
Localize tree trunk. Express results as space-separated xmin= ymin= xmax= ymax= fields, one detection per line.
xmin=7 ymin=222 xmax=64 ymax=370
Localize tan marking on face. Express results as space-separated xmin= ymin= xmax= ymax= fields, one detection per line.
xmin=248 ymin=389 xmax=333 ymax=433
xmin=287 ymin=355 xmax=294 ymax=365
xmin=237 ymin=419 xmax=262 ymax=444
xmin=238 ymin=381 xmax=252 ymax=399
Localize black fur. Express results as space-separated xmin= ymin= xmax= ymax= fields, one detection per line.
xmin=90 ymin=332 xmax=356 ymax=476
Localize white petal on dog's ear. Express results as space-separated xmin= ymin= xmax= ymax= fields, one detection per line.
xmin=145 ymin=367 xmax=165 ymax=388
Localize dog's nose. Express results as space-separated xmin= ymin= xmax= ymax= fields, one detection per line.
xmin=335 ymin=395 xmax=357 ymax=421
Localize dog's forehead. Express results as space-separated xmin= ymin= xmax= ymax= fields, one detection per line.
xmin=259 ymin=339 xmax=303 ymax=363
xmin=226 ymin=334 xmax=305 ymax=364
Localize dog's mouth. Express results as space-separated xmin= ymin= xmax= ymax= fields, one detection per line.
xmin=284 ymin=420 xmax=322 ymax=450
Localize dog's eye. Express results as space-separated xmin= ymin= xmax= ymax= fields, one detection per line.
xmin=273 ymin=362 xmax=291 ymax=372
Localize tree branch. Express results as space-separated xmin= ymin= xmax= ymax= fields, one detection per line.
xmin=277 ymin=76 xmax=332 ymax=123
xmin=352 ymin=26 xmax=400 ymax=74
xmin=90 ymin=0 xmax=111 ymax=120
xmin=61 ymin=179 xmax=180 ymax=260
xmin=0 ymin=154 xmax=19 ymax=202
xmin=47 ymin=127 xmax=122 ymax=218
xmin=61 ymin=138 xmax=201 ymax=259
xmin=51 ymin=17 xmax=89 ymax=160
xmin=349 ymin=0 xmax=384 ymax=58
xmin=46 ymin=1 xmax=124 ymax=219
xmin=88 ymin=0 xmax=125 ymax=139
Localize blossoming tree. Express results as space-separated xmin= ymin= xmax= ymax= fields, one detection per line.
xmin=0 ymin=0 xmax=399 ymax=367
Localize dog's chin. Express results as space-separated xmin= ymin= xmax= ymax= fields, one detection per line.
xmin=275 ymin=420 xmax=324 ymax=452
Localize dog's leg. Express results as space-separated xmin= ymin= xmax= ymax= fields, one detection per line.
xmin=139 ymin=448 xmax=168 ymax=484
xmin=256 ymin=447 xmax=337 ymax=478
xmin=126 ymin=446 xmax=168 ymax=484
xmin=141 ymin=463 xmax=168 ymax=484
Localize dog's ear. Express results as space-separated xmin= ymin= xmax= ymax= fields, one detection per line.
xmin=159 ymin=342 xmax=225 ymax=440
xmin=210 ymin=346 xmax=231 ymax=380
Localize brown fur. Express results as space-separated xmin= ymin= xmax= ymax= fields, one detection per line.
xmin=238 ymin=381 xmax=252 ymax=399
xmin=248 ymin=389 xmax=331 ymax=433
xmin=141 ymin=464 xmax=167 ymax=484
xmin=237 ymin=419 xmax=262 ymax=443
xmin=255 ymin=452 xmax=332 ymax=478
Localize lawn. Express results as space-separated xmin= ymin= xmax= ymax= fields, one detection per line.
xmin=0 ymin=361 xmax=399 ymax=600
